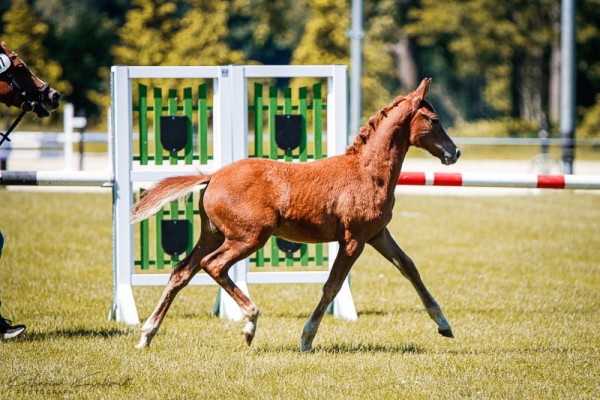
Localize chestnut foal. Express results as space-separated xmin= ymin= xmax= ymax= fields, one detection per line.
xmin=132 ymin=78 xmax=460 ymax=351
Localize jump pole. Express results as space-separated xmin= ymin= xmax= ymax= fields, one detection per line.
xmin=4 ymin=170 xmax=598 ymax=190
xmin=397 ymin=172 xmax=600 ymax=190
xmin=0 ymin=170 xmax=112 ymax=186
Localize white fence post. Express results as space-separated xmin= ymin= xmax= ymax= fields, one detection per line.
xmin=213 ymin=65 xmax=251 ymax=321
xmin=328 ymin=65 xmax=357 ymax=320
xmin=63 ymin=103 xmax=74 ymax=171
xmin=108 ymin=66 xmax=139 ymax=324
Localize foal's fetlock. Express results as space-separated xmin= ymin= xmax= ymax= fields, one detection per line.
xmin=241 ymin=310 xmax=259 ymax=346
xmin=242 ymin=330 xmax=254 ymax=346
xmin=241 ymin=320 xmax=256 ymax=346
xmin=136 ymin=324 xmax=158 ymax=349
xmin=300 ymin=341 xmax=314 ymax=353
xmin=300 ymin=326 xmax=317 ymax=352
xmin=136 ymin=332 xmax=154 ymax=349
xmin=426 ymin=304 xmax=453 ymax=338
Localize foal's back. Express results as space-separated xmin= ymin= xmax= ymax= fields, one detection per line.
xmin=201 ymin=155 xmax=384 ymax=244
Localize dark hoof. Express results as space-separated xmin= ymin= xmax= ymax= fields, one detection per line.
xmin=438 ymin=328 xmax=454 ymax=338
xmin=242 ymin=331 xmax=254 ymax=346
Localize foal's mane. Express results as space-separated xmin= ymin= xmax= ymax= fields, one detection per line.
xmin=346 ymin=95 xmax=408 ymax=154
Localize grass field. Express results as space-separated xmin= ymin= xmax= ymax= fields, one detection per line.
xmin=0 ymin=190 xmax=598 ymax=399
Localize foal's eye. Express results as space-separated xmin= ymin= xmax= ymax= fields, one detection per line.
xmin=430 ymin=117 xmax=439 ymax=124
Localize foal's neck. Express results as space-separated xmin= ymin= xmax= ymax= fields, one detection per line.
xmin=355 ymin=112 xmax=411 ymax=187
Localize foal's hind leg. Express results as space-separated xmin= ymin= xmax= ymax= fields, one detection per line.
xmin=201 ymin=239 xmax=262 ymax=345
xmin=137 ymin=235 xmax=222 ymax=349
xmin=368 ymin=228 xmax=453 ymax=338
xmin=301 ymin=234 xmax=364 ymax=352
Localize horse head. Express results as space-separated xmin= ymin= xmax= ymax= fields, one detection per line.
xmin=0 ymin=41 xmax=60 ymax=117
xmin=408 ymin=78 xmax=460 ymax=165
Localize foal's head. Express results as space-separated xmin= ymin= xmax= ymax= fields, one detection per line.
xmin=0 ymin=41 xmax=61 ymax=117
xmin=408 ymin=78 xmax=460 ymax=165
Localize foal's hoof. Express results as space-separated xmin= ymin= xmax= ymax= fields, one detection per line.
xmin=136 ymin=340 xmax=150 ymax=349
xmin=300 ymin=341 xmax=314 ymax=353
xmin=242 ymin=331 xmax=255 ymax=346
xmin=438 ymin=327 xmax=454 ymax=338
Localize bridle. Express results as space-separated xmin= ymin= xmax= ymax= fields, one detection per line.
xmin=0 ymin=51 xmax=52 ymax=146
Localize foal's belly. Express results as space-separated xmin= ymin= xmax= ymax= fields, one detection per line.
xmin=273 ymin=216 xmax=339 ymax=244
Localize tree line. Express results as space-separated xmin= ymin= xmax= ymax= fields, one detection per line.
xmin=1 ymin=0 xmax=599 ymax=137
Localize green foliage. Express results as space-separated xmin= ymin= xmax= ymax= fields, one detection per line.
xmin=578 ymin=94 xmax=600 ymax=138
xmin=289 ymin=0 xmax=349 ymax=94
xmin=0 ymin=0 xmax=599 ymax=131
xmin=228 ymin=0 xmax=308 ymax=64
xmin=360 ymin=0 xmax=402 ymax=119
xmin=34 ymin=0 xmax=119 ymax=119
xmin=170 ymin=0 xmax=244 ymax=66
xmin=291 ymin=0 xmax=349 ymax=66
xmin=114 ymin=0 xmax=243 ymax=67
xmin=112 ymin=0 xmax=182 ymax=66
xmin=405 ymin=0 xmax=556 ymax=120
xmin=449 ymin=118 xmax=540 ymax=138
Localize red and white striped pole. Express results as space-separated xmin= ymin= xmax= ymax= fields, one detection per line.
xmin=397 ymin=172 xmax=600 ymax=190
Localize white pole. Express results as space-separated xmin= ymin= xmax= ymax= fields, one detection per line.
xmin=109 ymin=66 xmax=139 ymax=325
xmin=63 ymin=103 xmax=74 ymax=171
xmin=560 ymin=0 xmax=576 ymax=174
xmin=348 ymin=0 xmax=364 ymax=141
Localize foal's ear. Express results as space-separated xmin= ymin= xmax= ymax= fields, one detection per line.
xmin=411 ymin=78 xmax=432 ymax=108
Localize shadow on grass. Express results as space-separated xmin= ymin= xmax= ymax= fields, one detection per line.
xmin=314 ymin=342 xmax=426 ymax=354
xmin=18 ymin=327 xmax=135 ymax=342
xmin=256 ymin=308 xmax=415 ymax=319
xmin=256 ymin=342 xmax=426 ymax=354
xmin=437 ymin=347 xmax=580 ymax=356
xmin=357 ymin=309 xmax=403 ymax=317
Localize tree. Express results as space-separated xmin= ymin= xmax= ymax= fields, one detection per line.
xmin=171 ymin=0 xmax=243 ymax=66
xmin=361 ymin=0 xmax=410 ymax=119
xmin=115 ymin=0 xmax=243 ymax=67
xmin=228 ymin=0 xmax=308 ymax=65
xmin=33 ymin=0 xmax=121 ymax=119
xmin=112 ymin=0 xmax=182 ymax=66
xmin=291 ymin=0 xmax=349 ymax=66
xmin=289 ymin=0 xmax=349 ymax=98
xmin=405 ymin=0 xmax=562 ymax=126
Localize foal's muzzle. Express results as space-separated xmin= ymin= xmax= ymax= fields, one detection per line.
xmin=442 ymin=148 xmax=461 ymax=165
xmin=31 ymin=85 xmax=61 ymax=118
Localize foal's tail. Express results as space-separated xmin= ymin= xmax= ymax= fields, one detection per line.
xmin=130 ymin=174 xmax=211 ymax=223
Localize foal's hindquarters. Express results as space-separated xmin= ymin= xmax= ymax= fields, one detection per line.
xmin=137 ymin=189 xmax=263 ymax=349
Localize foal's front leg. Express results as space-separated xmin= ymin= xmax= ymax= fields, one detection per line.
xmin=369 ymin=228 xmax=453 ymax=338
xmin=301 ymin=235 xmax=364 ymax=352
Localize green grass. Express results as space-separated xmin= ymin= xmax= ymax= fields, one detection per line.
xmin=0 ymin=191 xmax=599 ymax=399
